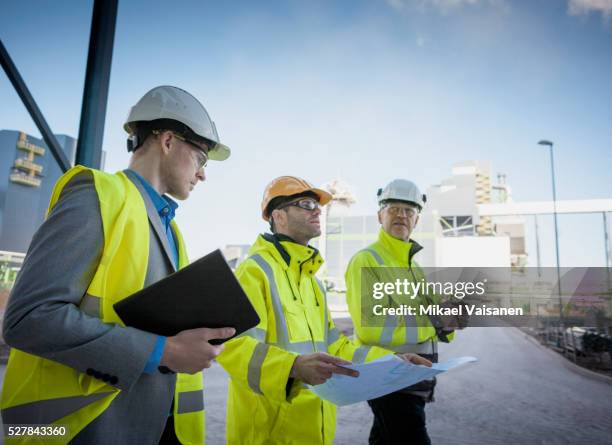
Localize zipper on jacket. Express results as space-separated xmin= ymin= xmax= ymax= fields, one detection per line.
xmin=283 ymin=270 xmax=318 ymax=351
xmin=283 ymin=270 xmax=298 ymax=301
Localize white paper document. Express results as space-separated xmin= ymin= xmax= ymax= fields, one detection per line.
xmin=308 ymin=355 xmax=477 ymax=406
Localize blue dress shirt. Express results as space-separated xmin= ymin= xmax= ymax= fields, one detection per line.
xmin=127 ymin=169 xmax=180 ymax=374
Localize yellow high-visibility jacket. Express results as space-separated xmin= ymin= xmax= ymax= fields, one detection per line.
xmin=1 ymin=166 xmax=204 ymax=444
xmin=217 ymin=234 xmax=391 ymax=445
xmin=345 ymin=228 xmax=454 ymax=354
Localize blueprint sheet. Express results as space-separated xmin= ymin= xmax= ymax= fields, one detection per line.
xmin=309 ymin=355 xmax=477 ymax=406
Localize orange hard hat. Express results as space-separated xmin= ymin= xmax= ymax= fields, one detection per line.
xmin=261 ymin=176 xmax=332 ymax=221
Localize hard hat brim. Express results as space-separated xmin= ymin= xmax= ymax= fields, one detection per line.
xmin=311 ymin=188 xmax=332 ymax=206
xmin=208 ymin=142 xmax=231 ymax=161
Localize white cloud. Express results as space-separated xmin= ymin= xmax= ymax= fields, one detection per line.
xmin=568 ymin=0 xmax=612 ymax=19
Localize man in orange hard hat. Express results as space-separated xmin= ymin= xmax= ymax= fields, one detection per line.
xmin=217 ymin=176 xmax=431 ymax=444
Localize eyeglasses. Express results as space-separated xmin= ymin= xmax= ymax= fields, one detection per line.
xmin=278 ymin=198 xmax=321 ymax=212
xmin=152 ymin=130 xmax=209 ymax=169
xmin=383 ymin=205 xmax=418 ymax=217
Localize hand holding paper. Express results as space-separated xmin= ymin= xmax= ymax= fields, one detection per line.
xmin=308 ymin=355 xmax=477 ymax=406
xmin=291 ymin=352 xmax=359 ymax=385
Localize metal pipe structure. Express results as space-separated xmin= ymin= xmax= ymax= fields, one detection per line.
xmin=0 ymin=39 xmax=71 ymax=172
xmin=75 ymin=0 xmax=119 ymax=168
xmin=538 ymin=139 xmax=564 ymax=331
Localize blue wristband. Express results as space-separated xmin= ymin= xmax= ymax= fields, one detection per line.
xmin=143 ymin=335 xmax=166 ymax=374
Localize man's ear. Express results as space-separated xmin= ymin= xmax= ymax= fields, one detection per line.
xmin=377 ymin=209 xmax=383 ymax=225
xmin=271 ymin=209 xmax=285 ymax=231
xmin=158 ymin=130 xmax=174 ymax=155
xmin=414 ymin=213 xmax=420 ymax=227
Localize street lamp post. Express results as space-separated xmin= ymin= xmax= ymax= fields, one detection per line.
xmin=538 ymin=139 xmax=565 ymax=341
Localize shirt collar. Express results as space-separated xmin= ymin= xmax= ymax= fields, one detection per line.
xmin=259 ymin=233 xmax=324 ymax=273
xmin=127 ymin=169 xmax=179 ymax=221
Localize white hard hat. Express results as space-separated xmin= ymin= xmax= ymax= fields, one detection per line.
xmin=124 ymin=85 xmax=230 ymax=161
xmin=377 ymin=179 xmax=426 ymax=210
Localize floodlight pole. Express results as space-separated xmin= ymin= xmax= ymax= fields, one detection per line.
xmin=538 ymin=139 xmax=564 ymax=334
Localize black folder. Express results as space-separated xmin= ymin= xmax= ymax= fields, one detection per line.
xmin=114 ymin=249 xmax=260 ymax=344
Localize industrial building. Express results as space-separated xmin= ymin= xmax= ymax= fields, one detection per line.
xmin=0 ymin=129 xmax=77 ymax=254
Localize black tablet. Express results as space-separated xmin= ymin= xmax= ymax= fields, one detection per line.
xmin=113 ymin=249 xmax=260 ymax=344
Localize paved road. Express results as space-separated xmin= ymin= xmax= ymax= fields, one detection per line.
xmin=203 ymin=326 xmax=612 ymax=445
xmin=1 ymin=326 xmax=611 ymax=444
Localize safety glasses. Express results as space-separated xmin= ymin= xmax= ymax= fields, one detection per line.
xmin=152 ymin=130 xmax=209 ymax=169
xmin=278 ymin=198 xmax=320 ymax=212
xmin=383 ymin=205 xmax=418 ymax=217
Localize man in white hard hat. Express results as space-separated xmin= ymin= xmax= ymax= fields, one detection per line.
xmin=345 ymin=179 xmax=458 ymax=445
xmin=217 ymin=176 xmax=432 ymax=445
xmin=2 ymin=86 xmax=232 ymax=444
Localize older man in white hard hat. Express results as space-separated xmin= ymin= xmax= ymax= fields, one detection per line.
xmin=2 ymin=86 xmax=233 ymax=444
xmin=345 ymin=179 xmax=458 ymax=445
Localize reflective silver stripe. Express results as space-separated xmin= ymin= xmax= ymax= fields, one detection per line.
xmin=352 ymin=346 xmax=371 ymax=364
xmin=247 ymin=343 xmax=269 ymax=395
xmin=404 ymin=312 xmax=420 ymax=344
xmin=251 ymin=255 xmax=290 ymax=347
xmin=239 ymin=327 xmax=267 ymax=342
xmin=388 ymin=341 xmax=436 ymax=354
xmin=79 ymin=293 xmax=101 ymax=318
xmin=283 ymin=341 xmax=327 ymax=354
xmin=177 ymin=390 xmax=204 ymax=414
xmin=379 ymin=313 xmax=398 ymax=346
xmin=266 ymin=341 xmax=322 ymax=353
xmin=364 ymin=248 xmax=384 ymax=266
xmin=327 ymin=327 xmax=341 ymax=345
xmin=1 ymin=392 xmax=112 ymax=425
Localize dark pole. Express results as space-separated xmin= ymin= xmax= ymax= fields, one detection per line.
xmin=0 ymin=39 xmax=71 ymax=172
xmin=538 ymin=140 xmax=564 ymax=332
xmin=75 ymin=0 xmax=119 ymax=168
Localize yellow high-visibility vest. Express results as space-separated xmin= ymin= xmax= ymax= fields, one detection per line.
xmin=217 ymin=234 xmax=391 ymax=445
xmin=1 ymin=166 xmax=205 ymax=444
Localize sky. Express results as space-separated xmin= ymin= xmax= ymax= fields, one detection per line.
xmin=1 ymin=0 xmax=611 ymax=266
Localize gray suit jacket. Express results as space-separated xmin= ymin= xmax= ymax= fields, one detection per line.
xmin=2 ymin=169 xmax=193 ymax=444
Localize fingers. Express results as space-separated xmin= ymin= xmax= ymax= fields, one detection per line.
xmin=397 ymin=353 xmax=432 ymax=367
xmin=316 ymin=352 xmax=352 ymax=366
xmin=329 ymin=364 xmax=359 ymax=378
xmin=315 ymin=361 xmax=358 ymax=378
xmin=409 ymin=355 xmax=432 ymax=367
xmin=200 ymin=327 xmax=236 ymax=341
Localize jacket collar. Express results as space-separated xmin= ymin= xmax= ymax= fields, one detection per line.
xmin=377 ymin=228 xmax=423 ymax=267
xmin=255 ymin=233 xmax=324 ymax=274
